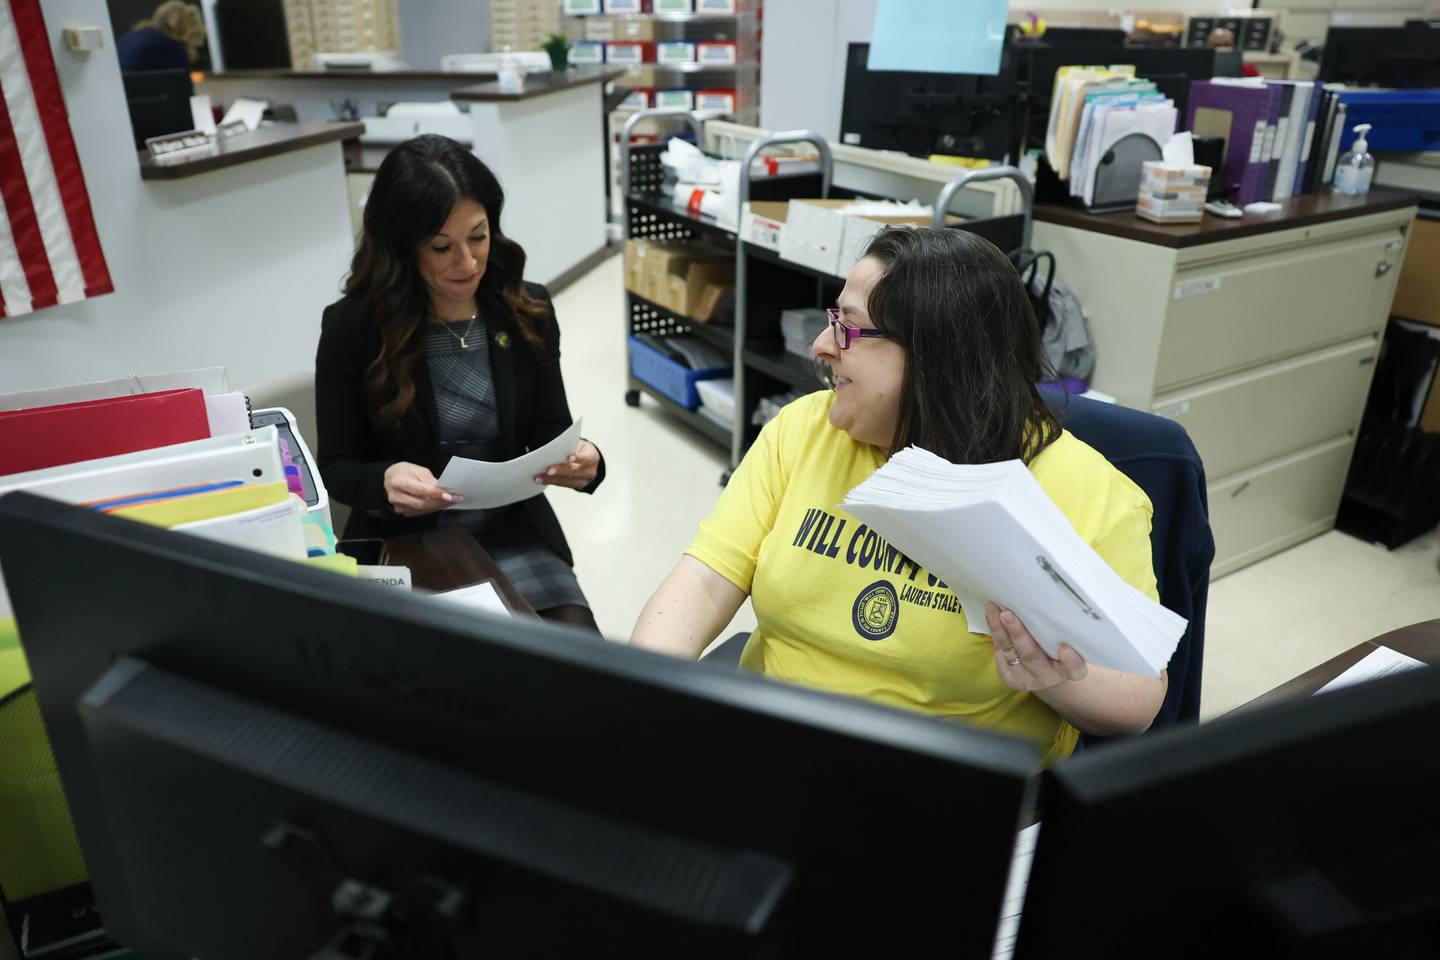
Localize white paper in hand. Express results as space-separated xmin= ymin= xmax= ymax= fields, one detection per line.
xmin=438 ymin=419 xmax=583 ymax=510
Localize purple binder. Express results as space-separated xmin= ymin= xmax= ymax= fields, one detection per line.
xmin=1186 ymin=80 xmax=1282 ymax=206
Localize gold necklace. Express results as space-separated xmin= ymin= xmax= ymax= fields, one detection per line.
xmin=435 ymin=312 xmax=478 ymax=349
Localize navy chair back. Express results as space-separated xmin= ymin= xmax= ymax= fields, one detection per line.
xmin=1045 ymin=390 xmax=1215 ymax=728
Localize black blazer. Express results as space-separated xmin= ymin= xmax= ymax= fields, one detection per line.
xmin=314 ymin=282 xmax=603 ymax=566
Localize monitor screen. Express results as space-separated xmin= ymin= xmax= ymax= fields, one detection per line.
xmin=839 ymin=43 xmax=1022 ymax=161
xmin=1014 ymin=662 xmax=1440 ymax=957
xmin=1319 ymin=26 xmax=1440 ymax=87
xmin=0 ymin=492 xmax=1037 ymax=959
xmin=121 ymin=69 xmax=195 ymax=149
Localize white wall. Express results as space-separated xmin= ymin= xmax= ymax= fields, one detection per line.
xmin=0 ymin=0 xmax=355 ymax=395
xmin=395 ymin=0 xmax=491 ymax=69
xmin=760 ymin=1 xmax=1274 ymax=140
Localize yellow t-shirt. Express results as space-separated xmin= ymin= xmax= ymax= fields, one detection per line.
xmin=686 ymin=391 xmax=1159 ymax=767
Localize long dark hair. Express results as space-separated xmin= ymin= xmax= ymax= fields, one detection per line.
xmin=862 ymin=227 xmax=1061 ymax=465
xmin=345 ymin=134 xmax=548 ymax=425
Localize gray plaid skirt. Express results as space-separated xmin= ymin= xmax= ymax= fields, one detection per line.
xmin=487 ymin=530 xmax=589 ymax=612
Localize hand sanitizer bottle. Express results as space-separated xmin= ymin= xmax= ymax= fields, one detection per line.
xmin=1332 ymin=123 xmax=1375 ymax=195
xmin=498 ymin=45 xmax=523 ymax=93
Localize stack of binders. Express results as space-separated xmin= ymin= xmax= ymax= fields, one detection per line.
xmin=842 ymin=447 xmax=1187 ymax=677
xmin=1187 ymin=78 xmax=1321 ymax=205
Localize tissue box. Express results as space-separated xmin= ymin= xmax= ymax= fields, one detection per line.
xmin=1137 ymin=161 xmax=1211 ymax=224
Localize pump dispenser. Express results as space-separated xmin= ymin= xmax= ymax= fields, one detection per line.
xmin=1333 ymin=123 xmax=1375 ymax=195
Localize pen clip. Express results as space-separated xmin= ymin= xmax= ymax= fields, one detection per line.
xmin=1036 ymin=556 xmax=1101 ymax=621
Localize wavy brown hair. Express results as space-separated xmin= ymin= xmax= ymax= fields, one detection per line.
xmin=345 ymin=134 xmax=548 ymax=426
xmin=863 ymin=227 xmax=1061 ymax=465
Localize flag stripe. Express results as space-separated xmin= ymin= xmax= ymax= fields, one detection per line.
xmin=10 ymin=0 xmax=111 ymax=299
xmin=0 ymin=0 xmax=78 ymax=306
xmin=0 ymin=161 xmax=33 ymax=316
xmin=0 ymin=37 xmax=56 ymax=310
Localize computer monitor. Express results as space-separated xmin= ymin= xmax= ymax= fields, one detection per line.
xmin=838 ymin=42 xmax=1022 ymax=161
xmin=1014 ymin=662 xmax=1440 ymax=958
xmin=1035 ymin=27 xmax=1126 ymax=49
xmin=121 ymin=69 xmax=194 ymax=149
xmin=0 ymin=492 xmax=1037 ymax=959
xmin=1318 ymin=26 xmax=1440 ymax=88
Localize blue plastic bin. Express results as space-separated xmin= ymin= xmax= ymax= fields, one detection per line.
xmin=628 ymin=336 xmax=731 ymax=410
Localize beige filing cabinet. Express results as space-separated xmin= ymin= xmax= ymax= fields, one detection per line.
xmin=1033 ymin=190 xmax=1418 ymax=578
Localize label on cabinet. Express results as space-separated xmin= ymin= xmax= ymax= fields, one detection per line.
xmin=1173 ymin=277 xmax=1222 ymax=300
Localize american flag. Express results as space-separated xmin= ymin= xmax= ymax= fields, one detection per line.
xmin=0 ymin=0 xmax=112 ymax=319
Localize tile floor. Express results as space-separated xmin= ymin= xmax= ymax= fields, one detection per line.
xmin=546 ymin=252 xmax=1440 ymax=722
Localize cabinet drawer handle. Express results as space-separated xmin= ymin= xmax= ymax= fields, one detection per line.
xmin=1376 ymin=260 xmax=1392 ymax=277
xmin=1230 ymin=481 xmax=1251 ymax=499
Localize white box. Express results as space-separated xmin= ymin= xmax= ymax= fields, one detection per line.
xmin=779 ymin=200 xmax=952 ymax=278
xmin=695 ymin=377 xmax=736 ymax=425
xmin=562 ymin=0 xmax=603 ymax=14
xmin=606 ymin=0 xmax=644 ymax=11
xmin=695 ymin=0 xmax=736 ymax=12
xmin=654 ymin=88 xmax=695 ymax=110
xmin=656 ymin=41 xmax=696 ymax=63
xmin=654 ymin=0 xmax=694 ymax=12
xmin=694 ymin=89 xmax=736 ymax=112
xmin=696 ymin=41 xmax=736 ymax=65
xmin=617 ymin=88 xmax=652 ymax=111
xmin=741 ymin=201 xmax=787 ymax=252
xmin=569 ymin=41 xmax=605 ymax=64
xmin=605 ymin=41 xmax=648 ymax=64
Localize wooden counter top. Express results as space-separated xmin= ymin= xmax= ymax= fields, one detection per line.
xmin=205 ymin=70 xmax=494 ymax=82
xmin=139 ymin=121 xmax=365 ymax=181
xmin=1034 ymin=188 xmax=1419 ymax=248
xmin=450 ymin=66 xmax=627 ymax=104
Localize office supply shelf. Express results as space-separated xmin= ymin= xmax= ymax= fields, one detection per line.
xmin=627 ymin=379 xmax=734 ymax=447
xmin=745 ymin=341 xmax=825 ymax=393
xmin=741 ymin=242 xmax=846 ymax=285
xmin=628 ymin=292 xmax=736 ymax=353
xmin=627 ymin=192 xmax=737 ymax=244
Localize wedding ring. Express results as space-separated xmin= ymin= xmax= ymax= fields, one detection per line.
xmin=1008 ymin=657 xmax=1023 ymax=667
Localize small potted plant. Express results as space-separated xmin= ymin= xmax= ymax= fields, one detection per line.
xmin=542 ymin=33 xmax=571 ymax=73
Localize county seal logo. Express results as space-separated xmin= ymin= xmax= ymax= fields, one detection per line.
xmin=852 ymin=580 xmax=899 ymax=641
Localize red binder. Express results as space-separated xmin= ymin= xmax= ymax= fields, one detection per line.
xmin=0 ymin=388 xmax=211 ymax=476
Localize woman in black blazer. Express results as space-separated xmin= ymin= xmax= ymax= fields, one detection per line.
xmin=316 ymin=135 xmax=604 ymax=631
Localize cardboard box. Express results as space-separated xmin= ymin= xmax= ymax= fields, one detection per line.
xmin=626 ymin=238 xmax=732 ymax=316
xmin=614 ymin=16 xmax=657 ymax=40
xmin=742 ymin=200 xmax=789 ymax=251
xmin=583 ymin=15 xmax=616 ymax=40
xmin=667 ymin=259 xmax=735 ymax=320
xmin=619 ymin=63 xmax=656 ymax=87
xmin=779 ymin=200 xmax=962 ymax=277
xmin=1393 ymin=217 xmax=1440 ymax=328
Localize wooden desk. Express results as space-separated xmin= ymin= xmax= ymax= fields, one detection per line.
xmin=382 ymin=527 xmax=538 ymax=617
xmin=137 ymin=122 xmax=364 ymax=180
xmin=1236 ymin=619 xmax=1440 ymax=712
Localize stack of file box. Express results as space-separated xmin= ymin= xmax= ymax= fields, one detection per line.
xmin=1136 ymin=161 xmax=1210 ymax=224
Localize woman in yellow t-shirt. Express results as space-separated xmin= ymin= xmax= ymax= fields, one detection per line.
xmin=630 ymin=227 xmax=1166 ymax=765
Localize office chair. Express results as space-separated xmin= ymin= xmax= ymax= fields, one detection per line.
xmin=703 ymin=392 xmax=1214 ymax=735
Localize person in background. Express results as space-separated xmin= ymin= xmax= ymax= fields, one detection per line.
xmin=631 ymin=227 xmax=1167 ymax=765
xmin=116 ymin=1 xmax=207 ymax=73
xmin=316 ymin=135 xmax=604 ymax=632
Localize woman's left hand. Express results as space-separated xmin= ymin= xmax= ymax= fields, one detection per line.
xmin=987 ymin=601 xmax=1088 ymax=691
xmin=535 ymin=439 xmax=600 ymax=489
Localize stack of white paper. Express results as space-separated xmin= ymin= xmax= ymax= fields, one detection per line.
xmin=842 ymin=448 xmax=1186 ymax=677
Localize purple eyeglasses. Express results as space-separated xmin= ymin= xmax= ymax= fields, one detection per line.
xmin=826 ymin=307 xmax=887 ymax=351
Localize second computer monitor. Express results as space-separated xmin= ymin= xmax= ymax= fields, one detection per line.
xmin=1015 ymin=661 xmax=1440 ymax=958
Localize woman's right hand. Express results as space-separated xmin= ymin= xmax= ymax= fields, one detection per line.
xmin=383 ymin=462 xmax=462 ymax=517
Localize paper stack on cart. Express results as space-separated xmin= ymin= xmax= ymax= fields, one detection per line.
xmin=842 ymin=447 xmax=1186 ymax=677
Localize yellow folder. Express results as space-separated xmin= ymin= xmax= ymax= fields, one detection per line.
xmin=110 ymin=481 xmax=290 ymax=528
